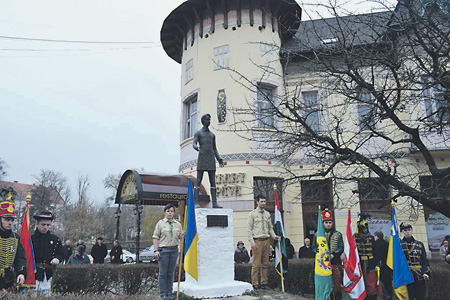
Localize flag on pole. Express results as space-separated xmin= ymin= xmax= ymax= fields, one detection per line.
xmin=343 ymin=208 xmax=366 ymax=300
xmin=19 ymin=194 xmax=36 ymax=287
xmin=274 ymin=186 xmax=287 ymax=274
xmin=183 ymin=178 xmax=198 ymax=281
xmin=314 ymin=207 xmax=334 ymax=300
xmin=386 ymin=204 xmax=413 ymax=300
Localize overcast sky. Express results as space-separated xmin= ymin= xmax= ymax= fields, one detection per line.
xmin=0 ymin=0 xmax=390 ymax=205
xmin=1 ymin=1 xmax=185 ymax=204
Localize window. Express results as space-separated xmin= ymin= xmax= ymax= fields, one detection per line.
xmin=357 ymin=89 xmax=376 ymax=131
xmin=423 ymin=80 xmax=450 ymax=122
xmin=301 ymin=179 xmax=333 ymax=241
xmin=256 ymin=85 xmax=275 ymax=128
xmin=213 ymin=45 xmax=229 ymax=70
xmin=302 ymin=91 xmax=320 ymax=131
xmin=253 ymin=177 xmax=284 ymax=219
xmin=260 ymin=43 xmax=275 ymax=67
xmin=185 ymin=59 xmax=193 ymax=84
xmin=420 ymin=176 xmax=450 ymax=200
xmin=184 ymin=96 xmax=197 ymax=140
xmin=358 ymin=178 xmax=390 ymax=212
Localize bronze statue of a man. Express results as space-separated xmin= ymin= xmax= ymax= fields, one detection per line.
xmin=193 ymin=113 xmax=224 ymax=208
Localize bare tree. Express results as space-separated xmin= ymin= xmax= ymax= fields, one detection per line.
xmin=31 ymin=169 xmax=71 ymax=216
xmin=103 ymin=173 xmax=121 ymax=202
xmin=0 ymin=158 xmax=7 ymax=181
xmin=76 ymin=174 xmax=90 ymax=205
xmin=226 ymin=0 xmax=450 ymax=217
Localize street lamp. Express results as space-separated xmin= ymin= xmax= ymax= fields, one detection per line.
xmin=134 ymin=201 xmax=144 ymax=263
xmin=114 ymin=205 xmax=121 ymax=240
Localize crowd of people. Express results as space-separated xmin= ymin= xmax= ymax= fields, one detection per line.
xmin=0 ymin=190 xmax=448 ymax=299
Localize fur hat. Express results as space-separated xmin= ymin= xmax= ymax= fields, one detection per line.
xmin=321 ymin=208 xmax=333 ymax=221
xmin=0 ymin=188 xmax=16 ymax=218
xmin=357 ymin=213 xmax=371 ymax=235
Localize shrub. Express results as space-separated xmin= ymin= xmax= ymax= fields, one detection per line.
xmin=234 ymin=258 xmax=315 ymax=295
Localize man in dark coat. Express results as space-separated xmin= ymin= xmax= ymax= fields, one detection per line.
xmin=91 ymin=237 xmax=107 ymax=264
xmin=374 ymin=231 xmax=392 ymax=300
xmin=0 ymin=189 xmax=26 ymax=291
xmin=298 ymin=237 xmax=315 ymax=258
xmin=400 ymin=223 xmax=430 ymax=300
xmin=285 ymin=238 xmax=295 ymax=259
xmin=355 ymin=214 xmax=379 ymax=300
xmin=110 ymin=240 xmax=123 ymax=264
xmin=63 ymin=240 xmax=72 ymax=264
xmin=31 ymin=211 xmax=64 ymax=291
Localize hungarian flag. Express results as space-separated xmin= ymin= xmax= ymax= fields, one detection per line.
xmin=19 ymin=195 xmax=36 ymax=287
xmin=343 ymin=208 xmax=366 ymax=300
xmin=274 ymin=186 xmax=287 ymax=275
xmin=314 ymin=207 xmax=333 ymax=300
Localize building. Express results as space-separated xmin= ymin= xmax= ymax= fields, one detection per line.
xmin=161 ymin=0 xmax=450 ymax=253
xmin=0 ymin=180 xmax=65 ymax=232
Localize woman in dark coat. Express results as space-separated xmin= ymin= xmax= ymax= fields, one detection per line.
xmin=234 ymin=241 xmax=250 ymax=263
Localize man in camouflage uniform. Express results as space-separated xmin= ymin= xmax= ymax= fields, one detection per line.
xmin=400 ymin=223 xmax=430 ymax=300
xmin=312 ymin=208 xmax=344 ymax=300
xmin=0 ymin=188 xmax=26 ymax=291
xmin=355 ymin=214 xmax=379 ymax=300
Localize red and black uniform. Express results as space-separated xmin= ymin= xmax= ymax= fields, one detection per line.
xmin=355 ymin=233 xmax=378 ymax=300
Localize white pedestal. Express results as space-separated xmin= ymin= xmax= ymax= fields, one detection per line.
xmin=177 ymin=208 xmax=253 ymax=298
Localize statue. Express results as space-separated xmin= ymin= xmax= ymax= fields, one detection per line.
xmin=193 ymin=113 xmax=224 ymax=208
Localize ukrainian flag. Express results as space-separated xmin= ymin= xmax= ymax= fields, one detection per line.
xmin=386 ymin=204 xmax=413 ymax=300
xmin=184 ymin=178 xmax=198 ymax=281
xmin=315 ymin=207 xmax=334 ymax=300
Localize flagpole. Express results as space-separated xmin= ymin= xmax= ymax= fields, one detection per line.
xmin=176 ymin=199 xmax=186 ymax=300
xmin=177 ymin=175 xmax=191 ymax=300
xmin=277 ymin=239 xmax=285 ymax=293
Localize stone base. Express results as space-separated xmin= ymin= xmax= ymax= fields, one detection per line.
xmin=176 ymin=280 xmax=253 ymax=298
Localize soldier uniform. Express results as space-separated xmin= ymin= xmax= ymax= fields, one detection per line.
xmin=355 ymin=214 xmax=378 ymax=300
xmin=312 ymin=208 xmax=344 ymax=300
xmin=400 ymin=223 xmax=430 ymax=300
xmin=31 ymin=211 xmax=64 ymax=290
xmin=0 ymin=189 xmax=26 ymax=291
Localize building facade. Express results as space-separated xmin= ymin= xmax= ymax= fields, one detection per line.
xmin=161 ymin=0 xmax=450 ymax=253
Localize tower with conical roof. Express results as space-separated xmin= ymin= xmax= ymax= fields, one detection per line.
xmin=161 ymin=0 xmax=301 ymax=243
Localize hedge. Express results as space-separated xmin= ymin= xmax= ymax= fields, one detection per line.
xmin=45 ymin=257 xmax=450 ymax=299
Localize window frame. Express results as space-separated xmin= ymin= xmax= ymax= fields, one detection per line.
xmin=185 ymin=59 xmax=193 ymax=84
xmin=356 ymin=88 xmax=377 ymax=131
xmin=213 ymin=44 xmax=229 ymax=70
xmin=301 ymin=90 xmax=321 ymax=132
xmin=256 ymin=83 xmax=276 ymax=129
xmin=183 ymin=95 xmax=198 ymax=140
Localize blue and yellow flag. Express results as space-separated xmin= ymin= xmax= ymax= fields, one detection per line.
xmin=183 ymin=178 xmax=198 ymax=281
xmin=315 ymin=207 xmax=334 ymax=300
xmin=386 ymin=204 xmax=413 ymax=300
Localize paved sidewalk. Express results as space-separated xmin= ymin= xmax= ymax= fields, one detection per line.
xmin=207 ymin=290 xmax=312 ymax=300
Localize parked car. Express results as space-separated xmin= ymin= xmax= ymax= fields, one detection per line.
xmin=139 ymin=245 xmax=157 ymax=263
xmin=122 ymin=249 xmax=136 ymax=263
xmin=104 ymin=250 xmax=111 ymax=263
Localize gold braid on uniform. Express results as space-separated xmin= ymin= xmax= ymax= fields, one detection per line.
xmin=325 ymin=231 xmax=341 ymax=253
xmin=0 ymin=236 xmax=18 ymax=277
